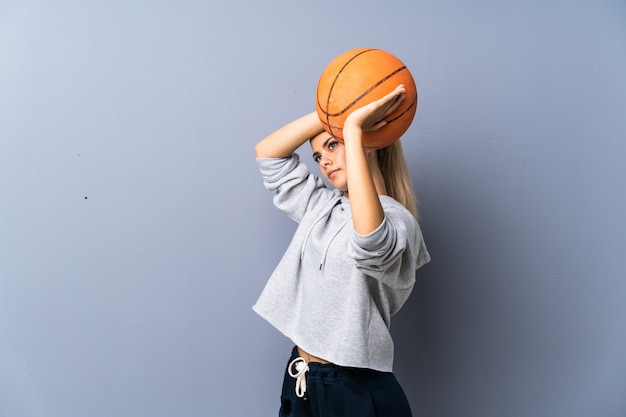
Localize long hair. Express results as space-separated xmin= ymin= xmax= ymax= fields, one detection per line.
xmin=376 ymin=140 xmax=420 ymax=220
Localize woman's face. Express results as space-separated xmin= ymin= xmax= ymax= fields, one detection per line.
xmin=310 ymin=131 xmax=348 ymax=193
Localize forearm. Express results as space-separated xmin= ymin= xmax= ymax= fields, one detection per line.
xmin=340 ymin=85 xmax=405 ymax=234
xmin=343 ymin=123 xmax=385 ymax=235
xmin=254 ymin=112 xmax=324 ymax=158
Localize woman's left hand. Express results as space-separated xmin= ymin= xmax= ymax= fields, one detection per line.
xmin=345 ymin=84 xmax=406 ymax=132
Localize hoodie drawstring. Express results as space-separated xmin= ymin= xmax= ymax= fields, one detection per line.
xmin=301 ymin=198 xmax=349 ymax=270
xmin=318 ymin=216 xmax=352 ymax=270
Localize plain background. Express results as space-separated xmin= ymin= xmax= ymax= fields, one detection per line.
xmin=1 ymin=1 xmax=625 ymax=416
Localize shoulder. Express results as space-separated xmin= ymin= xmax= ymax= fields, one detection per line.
xmin=379 ymin=196 xmax=417 ymax=224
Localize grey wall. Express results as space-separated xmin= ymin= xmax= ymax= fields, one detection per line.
xmin=1 ymin=1 xmax=624 ymax=416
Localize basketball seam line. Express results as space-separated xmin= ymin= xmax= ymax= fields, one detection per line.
xmin=329 ymin=67 xmax=406 ymax=117
xmin=319 ymin=48 xmax=378 ymax=128
xmin=324 ymin=66 xmax=409 ymax=117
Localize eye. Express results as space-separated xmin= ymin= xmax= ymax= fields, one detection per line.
xmin=313 ymin=154 xmax=322 ymax=163
xmin=328 ymin=140 xmax=338 ymax=150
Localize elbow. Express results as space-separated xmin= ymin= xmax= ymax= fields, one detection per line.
xmin=254 ymin=142 xmax=268 ymax=158
xmin=255 ymin=139 xmax=280 ymax=159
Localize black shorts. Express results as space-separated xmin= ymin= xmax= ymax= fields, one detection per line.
xmin=279 ymin=346 xmax=413 ymax=417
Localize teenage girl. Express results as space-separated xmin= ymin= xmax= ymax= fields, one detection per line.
xmin=254 ymin=84 xmax=430 ymax=417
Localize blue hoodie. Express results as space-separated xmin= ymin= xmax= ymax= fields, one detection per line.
xmin=253 ymin=153 xmax=430 ymax=372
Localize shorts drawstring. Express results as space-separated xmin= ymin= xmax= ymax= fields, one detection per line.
xmin=288 ymin=356 xmax=309 ymax=398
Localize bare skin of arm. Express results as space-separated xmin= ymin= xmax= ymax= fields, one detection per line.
xmin=254 ymin=112 xmax=324 ymax=159
xmin=254 ymin=84 xmax=406 ymax=235
xmin=343 ymin=85 xmax=406 ymax=235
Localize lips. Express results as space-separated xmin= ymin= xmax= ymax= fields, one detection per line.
xmin=327 ymin=169 xmax=339 ymax=179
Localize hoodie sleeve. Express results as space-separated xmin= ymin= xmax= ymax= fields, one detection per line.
xmin=347 ymin=196 xmax=430 ymax=288
xmin=257 ymin=154 xmax=329 ymax=223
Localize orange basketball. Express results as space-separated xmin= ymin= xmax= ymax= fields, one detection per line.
xmin=316 ymin=48 xmax=418 ymax=150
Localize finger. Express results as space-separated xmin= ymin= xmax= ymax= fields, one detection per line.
xmin=379 ymin=87 xmax=406 ymax=108
xmin=368 ymin=120 xmax=388 ymax=131
xmin=388 ymin=84 xmax=406 ymax=98
xmin=387 ymin=93 xmax=405 ymax=112
xmin=375 ymin=120 xmax=388 ymax=129
xmin=376 ymin=94 xmax=405 ymax=119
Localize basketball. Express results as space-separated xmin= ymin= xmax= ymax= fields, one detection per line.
xmin=316 ymin=48 xmax=418 ymax=150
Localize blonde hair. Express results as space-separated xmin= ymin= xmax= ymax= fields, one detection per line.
xmin=376 ymin=140 xmax=419 ymax=220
